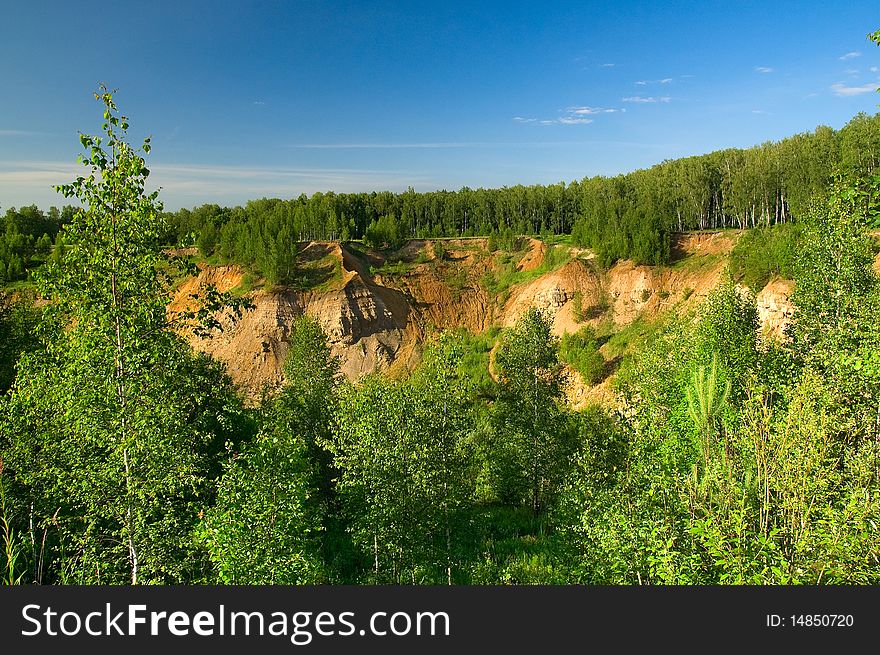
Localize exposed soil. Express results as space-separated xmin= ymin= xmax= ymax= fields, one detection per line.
xmin=170 ymin=232 xmax=794 ymax=405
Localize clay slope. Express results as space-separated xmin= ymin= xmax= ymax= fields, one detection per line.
xmin=171 ymin=244 xmax=412 ymax=398
xmin=172 ymin=232 xmax=797 ymax=400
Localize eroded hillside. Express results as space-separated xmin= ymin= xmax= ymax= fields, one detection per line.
xmin=170 ymin=233 xmax=796 ymax=402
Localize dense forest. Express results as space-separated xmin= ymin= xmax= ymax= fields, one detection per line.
xmin=4 ymin=112 xmax=879 ymax=287
xmin=2 ymin=60 xmax=880 ymax=585
xmin=160 ymin=111 xmax=880 ymax=279
xmin=0 ymin=206 xmax=71 ymax=286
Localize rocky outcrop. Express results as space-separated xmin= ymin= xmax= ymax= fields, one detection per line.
xmin=171 ymin=232 xmax=793 ymax=399
xmin=755 ymin=277 xmax=795 ymax=341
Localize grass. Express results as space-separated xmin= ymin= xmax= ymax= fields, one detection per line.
xmin=228 ymin=272 xmax=258 ymax=297
xmin=294 ymin=253 xmax=343 ymax=291
xmin=599 ymin=316 xmax=664 ymax=363
xmin=668 ymin=251 xmax=725 ymax=273
xmin=729 ymin=222 xmax=802 ymax=290
xmin=375 ymin=259 xmax=416 ymax=277
xmin=481 ymin=244 xmax=574 ymax=302
xmin=1 ymin=279 xmax=37 ymax=292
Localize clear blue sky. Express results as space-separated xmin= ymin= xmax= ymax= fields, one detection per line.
xmin=1 ymin=0 xmax=879 ymax=210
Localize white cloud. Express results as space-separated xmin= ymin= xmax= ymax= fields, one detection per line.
xmin=600 ymin=63 xmax=615 ymax=68
xmin=839 ymin=51 xmax=861 ymax=60
xmin=0 ymin=130 xmax=45 ymax=137
xmin=514 ymin=105 xmax=625 ymax=126
xmin=0 ymin=159 xmax=441 ymax=208
xmin=293 ymin=140 xmax=581 ymax=148
xmin=870 ymin=66 xmax=879 ymax=73
xmin=253 ymin=100 xmax=266 ymax=106
xmin=831 ymin=81 xmax=878 ymax=96
xmin=752 ymin=109 xmax=769 ymax=114
xmin=622 ymin=96 xmax=670 ymax=103
xmin=635 ymin=78 xmax=673 ymax=86
xmin=755 ymin=66 xmax=774 ymax=73
xmin=567 ymin=106 xmax=622 ymax=115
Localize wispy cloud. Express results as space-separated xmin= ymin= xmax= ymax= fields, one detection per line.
xmin=621 ymin=96 xmax=670 ymax=104
xmin=567 ymin=106 xmax=624 ymax=115
xmin=754 ymin=66 xmax=774 ymax=74
xmin=839 ymin=51 xmax=861 ymax=61
xmin=514 ymin=105 xmax=624 ymax=126
xmin=831 ymin=81 xmax=878 ymax=96
xmin=253 ymin=100 xmax=266 ymax=106
xmin=635 ymin=78 xmax=673 ymax=86
xmin=599 ymin=63 xmax=616 ymax=68
xmin=870 ymin=66 xmax=879 ymax=73
xmin=544 ymin=117 xmax=593 ymax=125
xmin=289 ymin=140 xmax=570 ymax=148
xmin=0 ymin=159 xmax=441 ymax=205
xmin=752 ymin=109 xmax=769 ymax=115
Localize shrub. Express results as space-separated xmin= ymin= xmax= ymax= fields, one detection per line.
xmin=559 ymin=327 xmax=605 ymax=384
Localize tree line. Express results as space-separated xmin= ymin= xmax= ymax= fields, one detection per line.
xmin=0 ymin=206 xmax=71 ymax=285
xmin=5 ymin=111 xmax=879 ymax=287
xmin=161 ymin=112 xmax=880 ymax=273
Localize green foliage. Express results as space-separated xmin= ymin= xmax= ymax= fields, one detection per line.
xmin=201 ymin=406 xmax=321 ymax=584
xmin=686 ymin=355 xmax=731 ymax=468
xmin=363 ymin=214 xmax=404 ymax=251
xmin=485 ymin=308 xmax=577 ymax=516
xmin=202 ymin=316 xmax=337 ymax=583
xmin=0 ymin=464 xmax=25 ymax=585
xmin=0 ymin=88 xmax=253 ymax=585
xmin=694 ymin=278 xmax=759 ymax=395
xmin=328 ymin=335 xmax=477 ymax=583
xmin=730 ymin=223 xmax=802 ymax=290
xmin=0 ymin=295 xmax=39 ymax=393
xmin=559 ymin=326 xmax=605 ymax=384
xmin=0 ymin=205 xmax=69 ymax=286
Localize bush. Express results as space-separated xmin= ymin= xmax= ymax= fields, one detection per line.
xmin=559 ymin=327 xmax=605 ymax=384
xmin=730 ymin=223 xmax=802 ymax=290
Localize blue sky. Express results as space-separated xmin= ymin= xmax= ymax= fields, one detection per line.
xmin=1 ymin=0 xmax=879 ymax=210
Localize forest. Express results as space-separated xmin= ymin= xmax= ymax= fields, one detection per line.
xmin=1 ymin=66 xmax=880 ymax=585
xmin=4 ymin=112 xmax=879 ymax=287
xmin=160 ymin=111 xmax=880 ymax=279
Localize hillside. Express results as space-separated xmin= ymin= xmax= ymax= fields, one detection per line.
xmin=170 ymin=232 xmax=796 ymax=403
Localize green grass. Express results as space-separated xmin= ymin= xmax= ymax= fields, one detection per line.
xmin=599 ymin=316 xmax=664 ymax=363
xmin=729 ymin=223 xmax=802 ymax=290
xmin=294 ymin=253 xmax=343 ymax=291
xmin=481 ymin=244 xmax=575 ymax=302
xmin=228 ymin=272 xmax=258 ymax=297
xmin=375 ymin=259 xmax=415 ymax=277
xmin=560 ymin=326 xmax=605 ymax=384
xmin=540 ymin=233 xmax=574 ymax=247
xmin=1 ymin=279 xmax=37 ymax=292
xmin=668 ymin=251 xmax=725 ymax=273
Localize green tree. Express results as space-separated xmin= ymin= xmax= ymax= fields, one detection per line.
xmin=201 ymin=315 xmax=338 ymax=584
xmin=489 ymin=308 xmax=575 ymax=515
xmin=0 ymin=88 xmax=250 ymax=584
xmin=328 ymin=335 xmax=475 ymax=583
